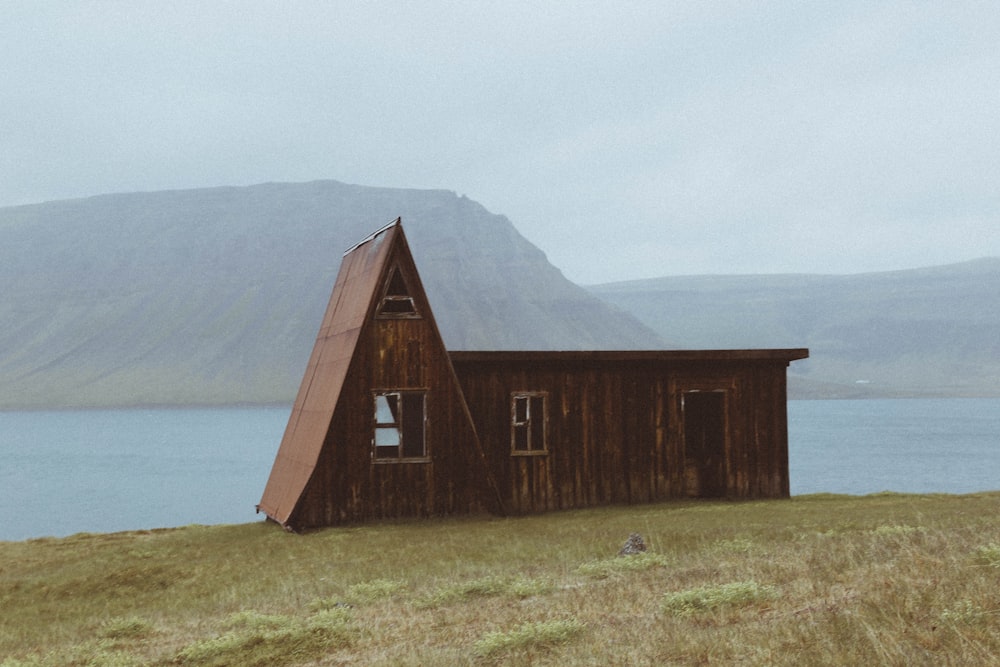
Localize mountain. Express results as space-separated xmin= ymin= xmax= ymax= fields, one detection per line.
xmin=6 ymin=179 xmax=992 ymax=407
xmin=0 ymin=181 xmax=663 ymax=409
xmin=589 ymin=259 xmax=1000 ymax=398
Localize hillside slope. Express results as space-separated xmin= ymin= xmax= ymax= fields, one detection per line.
xmin=0 ymin=181 xmax=662 ymax=408
xmin=590 ymin=259 xmax=1000 ymax=398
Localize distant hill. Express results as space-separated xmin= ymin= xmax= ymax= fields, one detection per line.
xmin=6 ymin=179 xmax=992 ymax=407
xmin=589 ymin=259 xmax=1000 ymax=398
xmin=0 ymin=181 xmax=663 ymax=409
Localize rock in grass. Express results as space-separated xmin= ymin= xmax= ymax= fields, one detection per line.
xmin=618 ymin=533 xmax=647 ymax=556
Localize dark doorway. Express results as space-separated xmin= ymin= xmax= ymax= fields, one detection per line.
xmin=683 ymin=391 xmax=727 ymax=497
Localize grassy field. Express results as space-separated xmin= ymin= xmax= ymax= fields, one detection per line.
xmin=3 ymin=493 xmax=1000 ymax=666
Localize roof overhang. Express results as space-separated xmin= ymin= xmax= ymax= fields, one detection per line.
xmin=449 ymin=349 xmax=809 ymax=363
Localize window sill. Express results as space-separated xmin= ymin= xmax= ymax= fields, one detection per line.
xmin=373 ymin=457 xmax=432 ymax=464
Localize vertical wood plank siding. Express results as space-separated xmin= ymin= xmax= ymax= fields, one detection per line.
xmin=286 ymin=231 xmax=498 ymax=529
xmin=451 ymin=355 xmax=796 ymax=514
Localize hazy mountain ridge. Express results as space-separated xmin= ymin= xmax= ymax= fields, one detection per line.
xmin=0 ymin=181 xmax=663 ymax=409
xmin=589 ymin=259 xmax=1000 ymax=398
xmin=4 ymin=180 xmax=994 ymax=407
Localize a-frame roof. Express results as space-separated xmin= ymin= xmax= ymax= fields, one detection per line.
xmin=257 ymin=219 xmax=404 ymax=526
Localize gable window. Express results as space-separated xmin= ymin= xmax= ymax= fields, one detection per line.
xmin=376 ymin=266 xmax=419 ymax=318
xmin=373 ymin=390 xmax=427 ymax=461
xmin=511 ymin=392 xmax=547 ymax=455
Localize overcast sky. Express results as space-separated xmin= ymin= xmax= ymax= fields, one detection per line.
xmin=4 ymin=2 xmax=999 ymax=283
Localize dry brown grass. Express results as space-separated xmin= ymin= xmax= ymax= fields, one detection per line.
xmin=3 ymin=492 xmax=1000 ymax=665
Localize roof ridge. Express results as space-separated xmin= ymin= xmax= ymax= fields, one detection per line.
xmin=342 ymin=217 xmax=401 ymax=256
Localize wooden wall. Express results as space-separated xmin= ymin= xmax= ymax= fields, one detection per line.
xmin=287 ymin=266 xmax=498 ymax=529
xmin=452 ymin=357 xmax=792 ymax=514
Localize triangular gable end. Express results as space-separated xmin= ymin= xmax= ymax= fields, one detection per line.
xmin=258 ymin=219 xmax=503 ymax=530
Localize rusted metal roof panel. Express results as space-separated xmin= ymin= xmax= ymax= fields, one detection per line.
xmin=257 ymin=220 xmax=401 ymax=527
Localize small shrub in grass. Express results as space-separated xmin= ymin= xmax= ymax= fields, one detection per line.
xmin=1 ymin=642 xmax=146 ymax=667
xmin=175 ymin=632 xmax=255 ymax=666
xmin=71 ymin=647 xmax=143 ymax=667
xmin=1 ymin=653 xmax=65 ymax=667
xmin=939 ymin=600 xmax=989 ymax=626
xmin=472 ymin=619 xmax=585 ymax=658
xmin=505 ymin=576 xmax=554 ymax=599
xmin=345 ymin=578 xmax=407 ymax=605
xmin=577 ymin=552 xmax=671 ymax=578
xmin=416 ymin=575 xmax=554 ymax=608
xmin=224 ymin=610 xmax=287 ymax=630
xmin=710 ymin=537 xmax=756 ymax=554
xmin=4 ymin=617 xmax=158 ymax=667
xmin=870 ymin=524 xmax=925 ymax=537
xmin=661 ymin=580 xmax=777 ymax=617
xmin=973 ymin=542 xmax=1000 ymax=568
xmin=307 ymin=596 xmax=354 ymax=612
xmin=99 ymin=616 xmax=155 ymax=641
xmin=173 ymin=607 xmax=354 ymax=667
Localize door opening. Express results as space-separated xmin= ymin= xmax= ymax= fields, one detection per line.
xmin=682 ymin=391 xmax=727 ymax=497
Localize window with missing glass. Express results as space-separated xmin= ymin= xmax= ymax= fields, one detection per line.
xmin=376 ymin=266 xmax=419 ymax=318
xmin=373 ymin=390 xmax=427 ymax=461
xmin=511 ymin=392 xmax=547 ymax=455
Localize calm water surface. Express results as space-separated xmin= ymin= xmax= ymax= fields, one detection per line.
xmin=1 ymin=399 xmax=998 ymax=541
xmin=0 ymin=407 xmax=287 ymax=541
xmin=789 ymin=398 xmax=1000 ymax=495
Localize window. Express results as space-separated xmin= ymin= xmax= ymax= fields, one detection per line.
xmin=373 ymin=391 xmax=427 ymax=460
xmin=376 ymin=267 xmax=419 ymax=318
xmin=511 ymin=392 xmax=547 ymax=455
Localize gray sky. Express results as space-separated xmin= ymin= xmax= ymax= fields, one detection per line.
xmin=4 ymin=1 xmax=999 ymax=283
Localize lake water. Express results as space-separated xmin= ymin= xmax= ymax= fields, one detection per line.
xmin=1 ymin=399 xmax=998 ymax=542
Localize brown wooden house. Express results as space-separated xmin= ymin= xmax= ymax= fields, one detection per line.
xmin=258 ymin=219 xmax=808 ymax=531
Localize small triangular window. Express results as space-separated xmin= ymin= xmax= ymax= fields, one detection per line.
xmin=377 ymin=266 xmax=419 ymax=318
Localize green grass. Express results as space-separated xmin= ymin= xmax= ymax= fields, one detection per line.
xmin=974 ymin=542 xmax=1000 ymax=568
xmin=172 ymin=607 xmax=354 ymax=666
xmin=4 ymin=493 xmax=1000 ymax=665
xmin=473 ymin=619 xmax=586 ymax=659
xmin=415 ymin=574 xmax=555 ymax=609
xmin=576 ymin=551 xmax=672 ymax=578
xmin=660 ymin=580 xmax=777 ymax=616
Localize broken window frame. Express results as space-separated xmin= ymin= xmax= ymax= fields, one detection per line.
xmin=372 ymin=390 xmax=428 ymax=462
xmin=510 ymin=392 xmax=547 ymax=456
xmin=375 ymin=265 xmax=420 ymax=319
